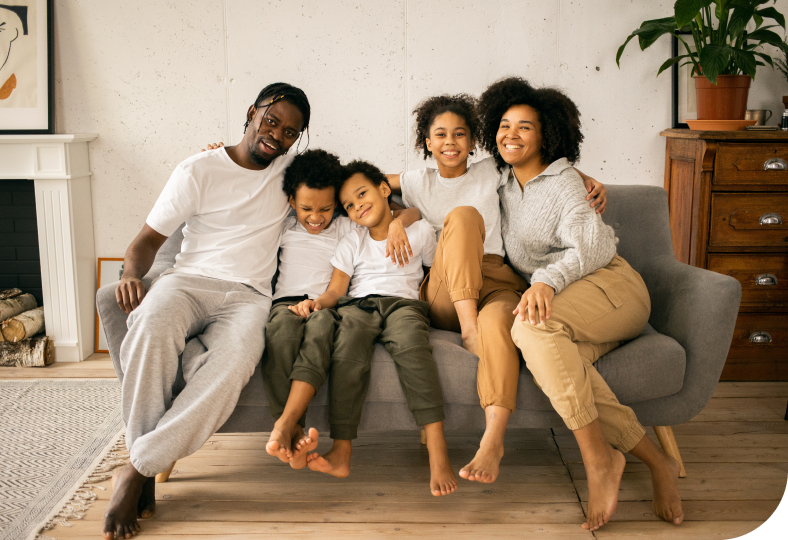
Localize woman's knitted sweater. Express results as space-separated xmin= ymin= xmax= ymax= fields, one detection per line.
xmin=498 ymin=158 xmax=617 ymax=294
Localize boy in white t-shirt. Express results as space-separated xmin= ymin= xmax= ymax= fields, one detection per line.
xmin=263 ymin=150 xmax=422 ymax=470
xmin=290 ymin=160 xmax=457 ymax=498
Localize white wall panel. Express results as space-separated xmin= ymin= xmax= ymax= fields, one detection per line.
xmin=225 ymin=0 xmax=405 ymax=172
xmin=51 ymin=0 xmax=788 ymax=256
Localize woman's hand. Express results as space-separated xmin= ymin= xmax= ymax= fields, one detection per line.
xmin=513 ymin=282 xmax=555 ymax=325
xmin=386 ymin=218 xmax=413 ymax=267
xmin=289 ymin=299 xmax=321 ymax=319
xmin=201 ymin=142 xmax=225 ymax=152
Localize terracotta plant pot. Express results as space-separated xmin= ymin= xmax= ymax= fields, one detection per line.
xmin=694 ymin=75 xmax=751 ymax=120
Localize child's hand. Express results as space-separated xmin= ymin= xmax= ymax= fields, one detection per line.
xmin=386 ymin=218 xmax=413 ymax=267
xmin=289 ymin=299 xmax=321 ymax=319
xmin=201 ymin=142 xmax=225 ymax=152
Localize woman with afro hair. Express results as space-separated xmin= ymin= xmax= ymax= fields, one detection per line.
xmin=473 ymin=76 xmax=684 ymax=531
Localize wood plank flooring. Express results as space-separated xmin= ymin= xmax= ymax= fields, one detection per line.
xmin=8 ymin=358 xmax=784 ymax=539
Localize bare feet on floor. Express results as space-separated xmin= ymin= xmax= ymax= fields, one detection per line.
xmin=265 ymin=423 xmax=295 ymax=463
xmin=582 ymin=447 xmax=626 ymax=531
xmin=307 ymin=439 xmax=352 ymax=478
xmin=651 ymin=453 xmax=684 ymax=525
xmin=459 ymin=436 xmax=503 ymax=483
xmin=103 ymin=463 xmax=149 ymax=539
xmin=290 ymin=427 xmax=318 ymax=470
xmin=427 ymin=435 xmax=457 ymax=496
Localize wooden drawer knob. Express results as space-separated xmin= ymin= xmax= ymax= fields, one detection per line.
xmin=759 ymin=213 xmax=783 ymax=225
xmin=749 ymin=331 xmax=773 ymax=344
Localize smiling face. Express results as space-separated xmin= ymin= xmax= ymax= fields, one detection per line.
xmin=244 ymin=98 xmax=305 ymax=167
xmin=425 ymin=111 xmax=475 ymax=176
xmin=339 ymin=173 xmax=391 ymax=229
xmin=289 ymin=184 xmax=337 ymax=235
xmin=496 ymin=104 xmax=544 ymax=169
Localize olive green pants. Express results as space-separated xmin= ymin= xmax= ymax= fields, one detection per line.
xmin=263 ymin=296 xmax=445 ymax=440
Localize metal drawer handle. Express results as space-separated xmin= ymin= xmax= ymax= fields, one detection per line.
xmin=755 ymin=273 xmax=778 ymax=286
xmin=764 ymin=158 xmax=788 ymax=171
xmin=759 ymin=213 xmax=783 ymax=225
xmin=749 ymin=331 xmax=772 ymax=344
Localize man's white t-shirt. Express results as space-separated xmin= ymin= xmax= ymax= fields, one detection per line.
xmin=146 ymin=148 xmax=294 ymax=297
xmin=330 ymin=219 xmax=437 ymax=300
xmin=273 ymin=215 xmax=357 ymax=301
xmin=400 ymin=156 xmax=505 ymax=257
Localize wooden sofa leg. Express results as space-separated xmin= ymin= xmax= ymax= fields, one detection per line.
xmin=155 ymin=461 xmax=176 ymax=483
xmin=420 ymin=429 xmax=427 ymax=445
xmin=653 ymin=426 xmax=687 ymax=478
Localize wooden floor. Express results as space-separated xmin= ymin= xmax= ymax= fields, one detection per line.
xmin=4 ymin=357 xmax=786 ymax=539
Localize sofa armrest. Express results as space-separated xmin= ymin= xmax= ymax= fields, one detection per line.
xmin=637 ymin=254 xmax=741 ymax=423
xmin=96 ymin=263 xmax=172 ymax=382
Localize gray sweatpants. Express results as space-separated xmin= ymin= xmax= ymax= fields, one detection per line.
xmin=120 ymin=273 xmax=271 ymax=477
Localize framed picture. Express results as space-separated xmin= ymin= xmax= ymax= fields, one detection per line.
xmin=95 ymin=258 xmax=124 ymax=354
xmin=0 ymin=0 xmax=54 ymax=134
xmin=672 ymin=32 xmax=697 ymax=129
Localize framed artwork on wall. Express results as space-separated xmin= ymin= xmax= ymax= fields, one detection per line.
xmin=672 ymin=31 xmax=697 ymax=129
xmin=95 ymin=258 xmax=124 ymax=354
xmin=0 ymin=0 xmax=54 ymax=134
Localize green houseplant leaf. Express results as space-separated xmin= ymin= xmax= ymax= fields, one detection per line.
xmin=699 ymin=44 xmax=732 ymax=83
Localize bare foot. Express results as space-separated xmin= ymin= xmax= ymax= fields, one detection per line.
xmin=307 ymin=439 xmax=352 ymax=478
xmin=103 ymin=463 xmax=148 ymax=539
xmin=427 ymin=435 xmax=457 ymax=496
xmin=290 ymin=427 xmax=318 ymax=470
xmin=581 ymin=448 xmax=626 ymax=531
xmin=459 ymin=437 xmax=503 ymax=483
xmin=266 ymin=423 xmax=295 ymax=463
xmin=651 ymin=453 xmax=684 ymax=525
xmin=111 ymin=471 xmax=155 ymax=519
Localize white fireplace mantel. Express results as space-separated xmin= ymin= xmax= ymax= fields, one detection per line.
xmin=1 ymin=134 xmax=99 ymax=361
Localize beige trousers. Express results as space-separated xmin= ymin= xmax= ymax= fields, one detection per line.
xmin=510 ymin=255 xmax=650 ymax=453
xmin=420 ymin=206 xmax=527 ymax=410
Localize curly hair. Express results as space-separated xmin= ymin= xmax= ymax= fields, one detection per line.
xmin=412 ymin=94 xmax=479 ymax=160
xmin=477 ymin=77 xmax=583 ymax=171
xmin=339 ymin=160 xmax=392 ymax=208
xmin=282 ymin=149 xmax=343 ymax=199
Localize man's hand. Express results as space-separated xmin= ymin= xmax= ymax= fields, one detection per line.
xmin=289 ymin=299 xmax=321 ymax=319
xmin=385 ymin=218 xmax=413 ymax=267
xmin=513 ymin=282 xmax=555 ymax=325
xmin=116 ymin=277 xmax=147 ymax=314
xmin=201 ymin=142 xmax=224 ymax=152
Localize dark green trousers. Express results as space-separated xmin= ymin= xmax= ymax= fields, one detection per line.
xmin=332 ymin=296 xmax=445 ymax=431
xmin=263 ymin=296 xmax=444 ymax=441
xmin=263 ymin=300 xmax=339 ymax=432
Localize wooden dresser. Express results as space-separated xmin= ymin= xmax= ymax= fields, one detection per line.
xmin=661 ymin=129 xmax=787 ymax=380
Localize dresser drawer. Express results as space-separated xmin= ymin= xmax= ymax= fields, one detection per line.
xmin=726 ymin=313 xmax=788 ymax=364
xmin=708 ymin=254 xmax=788 ymax=305
xmin=715 ymin=143 xmax=788 ymax=186
xmin=709 ymin=193 xmax=788 ymax=247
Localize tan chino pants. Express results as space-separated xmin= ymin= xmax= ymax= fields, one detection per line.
xmin=510 ymin=255 xmax=650 ymax=453
xmin=420 ymin=206 xmax=527 ymax=411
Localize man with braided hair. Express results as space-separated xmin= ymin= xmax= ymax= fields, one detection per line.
xmin=104 ymin=83 xmax=310 ymax=540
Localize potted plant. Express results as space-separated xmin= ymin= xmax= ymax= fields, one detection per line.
xmin=617 ymin=0 xmax=787 ymax=120
xmin=774 ymin=36 xmax=788 ymax=109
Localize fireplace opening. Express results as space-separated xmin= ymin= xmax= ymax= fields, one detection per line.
xmin=0 ymin=181 xmax=43 ymax=305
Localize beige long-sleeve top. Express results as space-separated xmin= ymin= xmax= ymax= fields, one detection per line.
xmin=498 ymin=158 xmax=617 ymax=294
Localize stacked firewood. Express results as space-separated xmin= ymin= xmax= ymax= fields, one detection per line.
xmin=0 ymin=288 xmax=53 ymax=367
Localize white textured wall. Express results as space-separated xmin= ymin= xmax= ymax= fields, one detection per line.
xmin=53 ymin=0 xmax=788 ymax=256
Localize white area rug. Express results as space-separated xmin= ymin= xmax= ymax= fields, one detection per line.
xmin=0 ymin=380 xmax=123 ymax=540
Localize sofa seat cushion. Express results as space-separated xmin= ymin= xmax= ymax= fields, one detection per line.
xmin=223 ymin=324 xmax=685 ymax=432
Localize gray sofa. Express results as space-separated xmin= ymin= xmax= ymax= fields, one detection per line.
xmin=97 ymin=186 xmax=741 ymax=446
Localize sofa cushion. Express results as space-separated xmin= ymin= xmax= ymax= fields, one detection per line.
xmin=226 ymin=323 xmax=686 ymax=433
